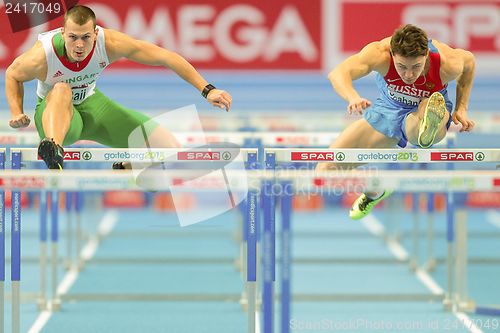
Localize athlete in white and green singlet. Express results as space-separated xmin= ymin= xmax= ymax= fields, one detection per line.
xmin=5 ymin=5 xmax=232 ymax=169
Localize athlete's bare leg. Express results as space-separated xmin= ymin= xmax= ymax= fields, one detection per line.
xmin=142 ymin=126 xmax=182 ymax=149
xmin=42 ymin=82 xmax=73 ymax=145
xmin=405 ymin=95 xmax=450 ymax=146
xmin=118 ymin=125 xmax=182 ymax=170
xmin=316 ymin=119 xmax=399 ymax=217
xmin=316 ymin=119 xmax=399 ymax=171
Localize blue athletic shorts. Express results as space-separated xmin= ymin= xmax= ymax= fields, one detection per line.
xmin=364 ymin=90 xmax=453 ymax=147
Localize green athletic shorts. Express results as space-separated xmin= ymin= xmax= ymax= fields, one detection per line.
xmin=34 ymin=89 xmax=152 ymax=147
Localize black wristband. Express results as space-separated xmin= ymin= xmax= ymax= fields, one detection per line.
xmin=201 ymin=84 xmax=216 ymax=98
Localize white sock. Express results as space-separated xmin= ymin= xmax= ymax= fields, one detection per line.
xmin=366 ymin=191 xmax=384 ymax=200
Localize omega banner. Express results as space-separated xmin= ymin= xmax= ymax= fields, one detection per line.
xmin=0 ymin=0 xmax=322 ymax=69
xmin=0 ymin=0 xmax=499 ymax=73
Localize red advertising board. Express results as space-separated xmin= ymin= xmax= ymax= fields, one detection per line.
xmin=340 ymin=0 xmax=500 ymax=55
xmin=430 ymin=152 xmax=474 ymax=161
xmin=291 ymin=151 xmax=335 ymax=161
xmin=0 ymin=0 xmax=321 ymax=69
xmin=177 ymin=151 xmax=221 ymax=160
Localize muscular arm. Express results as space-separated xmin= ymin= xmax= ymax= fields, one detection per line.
xmin=328 ymin=40 xmax=389 ymax=113
xmin=328 ymin=41 xmax=388 ymax=100
xmin=5 ymin=41 xmax=46 ymax=127
xmin=104 ymin=29 xmax=231 ymax=111
xmin=105 ymin=29 xmax=208 ymax=92
xmin=453 ymin=50 xmax=475 ymax=113
xmin=436 ymin=40 xmax=476 ymax=131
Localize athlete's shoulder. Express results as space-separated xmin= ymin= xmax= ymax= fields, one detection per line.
xmin=18 ymin=41 xmax=46 ymax=66
xmin=102 ymin=28 xmax=129 ymax=45
xmin=357 ymin=37 xmax=391 ymax=73
xmin=376 ymin=37 xmax=392 ymax=51
xmin=7 ymin=41 xmax=47 ymax=81
xmin=360 ymin=37 xmax=390 ymax=55
xmin=102 ymin=28 xmax=132 ymax=59
xmin=431 ymin=39 xmax=474 ymax=82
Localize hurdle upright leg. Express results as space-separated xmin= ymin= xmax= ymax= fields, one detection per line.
xmin=244 ymin=151 xmax=259 ymax=333
xmin=38 ymin=191 xmax=49 ymax=310
xmin=11 ymin=152 xmax=22 ymax=333
xmin=444 ymin=191 xmax=455 ymax=311
xmin=410 ymin=193 xmax=420 ymax=271
xmin=65 ymin=192 xmax=73 ymax=270
xmin=0 ymin=151 xmax=5 ymax=333
xmin=50 ymin=191 xmax=62 ymax=311
xmin=425 ymin=193 xmax=437 ymax=271
xmin=76 ymin=192 xmax=84 ymax=270
xmin=280 ymin=180 xmax=292 ymax=333
xmin=262 ymin=152 xmax=276 ymax=333
xmin=455 ymin=209 xmax=474 ymax=312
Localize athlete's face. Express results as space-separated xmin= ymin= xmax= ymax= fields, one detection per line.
xmin=392 ymin=53 xmax=428 ymax=85
xmin=62 ymin=18 xmax=97 ymax=62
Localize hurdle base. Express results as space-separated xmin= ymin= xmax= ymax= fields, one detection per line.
xmin=425 ymin=259 xmax=437 ymax=272
xmin=77 ymin=259 xmax=85 ymax=272
xmin=240 ymin=292 xmax=262 ymax=312
xmin=239 ymin=290 xmax=247 ymax=310
xmin=458 ymin=299 xmax=476 ymax=313
xmin=37 ymin=297 xmax=48 ymax=311
xmin=64 ymin=260 xmax=73 ymax=271
xmin=409 ymin=260 xmax=418 ymax=272
xmin=443 ymin=297 xmax=454 ymax=311
xmin=50 ymin=298 xmax=62 ymax=311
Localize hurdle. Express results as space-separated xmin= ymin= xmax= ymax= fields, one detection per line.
xmin=262 ymin=147 xmax=500 ymax=333
xmin=0 ymin=149 xmax=4 ymax=333
xmin=0 ymin=161 xmax=499 ymax=333
xmin=6 ymin=147 xmax=258 ymax=333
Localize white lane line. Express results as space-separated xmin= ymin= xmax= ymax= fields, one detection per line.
xmin=364 ymin=215 xmax=408 ymax=260
xmin=80 ymin=237 xmax=99 ymax=262
xmin=362 ymin=215 xmax=385 ymax=237
xmin=56 ymin=268 xmax=79 ymax=296
xmin=27 ymin=210 xmax=119 ymax=333
xmin=27 ymin=311 xmax=51 ymax=333
xmin=454 ymin=312 xmax=485 ymax=333
xmin=97 ymin=212 xmax=119 ymax=237
xmin=387 ymin=239 xmax=409 ymax=261
xmin=415 ymin=268 xmax=444 ymax=295
xmin=367 ymin=214 xmax=483 ymax=333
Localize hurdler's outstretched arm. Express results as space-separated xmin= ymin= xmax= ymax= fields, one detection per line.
xmin=104 ymin=29 xmax=232 ymax=112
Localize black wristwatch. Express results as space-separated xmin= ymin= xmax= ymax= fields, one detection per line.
xmin=201 ymin=84 xmax=216 ymax=98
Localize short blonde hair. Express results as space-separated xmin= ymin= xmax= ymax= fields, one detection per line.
xmin=64 ymin=5 xmax=96 ymax=28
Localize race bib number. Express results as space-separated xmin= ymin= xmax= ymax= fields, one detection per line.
xmin=72 ymin=88 xmax=87 ymax=102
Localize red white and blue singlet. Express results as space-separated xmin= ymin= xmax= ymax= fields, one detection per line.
xmin=378 ymin=40 xmax=447 ymax=109
xmin=365 ymin=39 xmax=453 ymax=147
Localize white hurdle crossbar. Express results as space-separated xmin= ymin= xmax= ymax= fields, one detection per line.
xmin=267 ymin=148 xmax=499 ymax=164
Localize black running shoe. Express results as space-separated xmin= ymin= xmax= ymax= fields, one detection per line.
xmin=38 ymin=138 xmax=64 ymax=169
xmin=112 ymin=162 xmax=126 ymax=170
